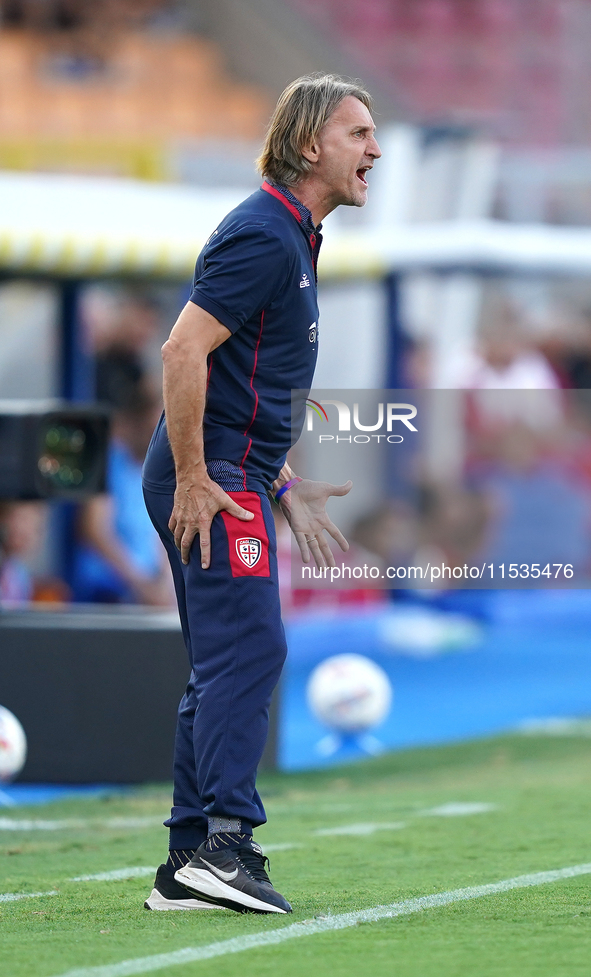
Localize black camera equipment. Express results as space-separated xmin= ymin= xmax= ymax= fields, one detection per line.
xmin=0 ymin=400 xmax=109 ymax=501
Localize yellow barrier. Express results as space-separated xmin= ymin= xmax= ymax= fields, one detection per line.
xmin=0 ymin=140 xmax=168 ymax=182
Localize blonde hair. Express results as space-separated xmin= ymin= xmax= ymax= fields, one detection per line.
xmin=256 ymin=73 xmax=373 ymax=187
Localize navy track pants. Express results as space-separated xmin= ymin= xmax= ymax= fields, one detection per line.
xmin=143 ymin=486 xmax=287 ymax=850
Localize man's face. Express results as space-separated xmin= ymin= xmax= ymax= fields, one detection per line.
xmin=308 ymin=95 xmax=381 ymax=209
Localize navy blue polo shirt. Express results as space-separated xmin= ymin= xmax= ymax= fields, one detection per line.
xmin=143 ymin=182 xmax=321 ymax=494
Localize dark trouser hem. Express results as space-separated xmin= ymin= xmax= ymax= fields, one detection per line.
xmin=168 ymin=826 xmax=208 ymax=851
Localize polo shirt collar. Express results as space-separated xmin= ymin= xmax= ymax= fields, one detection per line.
xmin=261 ymin=180 xmax=321 ymax=236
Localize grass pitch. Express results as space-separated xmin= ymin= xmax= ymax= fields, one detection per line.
xmin=2 ymin=733 xmax=591 ymax=977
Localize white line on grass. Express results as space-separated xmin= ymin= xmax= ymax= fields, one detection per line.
xmin=70 ymin=868 xmax=158 ymax=882
xmin=261 ymin=843 xmax=302 ymax=853
xmin=314 ymin=822 xmax=406 ymax=836
xmin=419 ymin=803 xmax=498 ymax=817
xmin=0 ymin=818 xmax=86 ymax=831
xmin=0 ymin=890 xmax=57 ymax=903
xmin=0 ymin=817 xmax=161 ymax=832
xmin=103 ymin=819 xmax=163 ymax=830
xmin=48 ymin=862 xmax=591 ymax=977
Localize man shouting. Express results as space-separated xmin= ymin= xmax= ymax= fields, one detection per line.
xmin=142 ymin=73 xmax=381 ymax=914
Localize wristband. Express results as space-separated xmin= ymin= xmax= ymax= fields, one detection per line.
xmin=274 ymin=476 xmax=302 ymax=502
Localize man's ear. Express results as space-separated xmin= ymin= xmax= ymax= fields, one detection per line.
xmin=301 ymin=141 xmax=320 ymax=165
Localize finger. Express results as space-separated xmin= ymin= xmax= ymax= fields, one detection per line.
xmin=174 ymin=525 xmax=185 ymax=552
xmin=315 ymin=535 xmax=334 ymax=569
xmin=294 ymin=532 xmax=311 ymax=564
xmin=325 ymin=519 xmax=349 ymax=552
xmin=308 ymin=536 xmax=327 ymax=570
xmin=328 ymin=480 xmax=353 ymax=498
xmin=316 ymin=534 xmax=336 ymax=568
xmin=223 ymin=499 xmax=255 ymax=521
xmin=197 ymin=523 xmax=211 ymax=569
xmin=168 ymin=513 xmax=180 ymax=543
xmin=180 ymin=525 xmax=198 ymax=565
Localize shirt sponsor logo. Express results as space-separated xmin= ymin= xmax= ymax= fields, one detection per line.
xmin=300 ymin=273 xmax=311 ymax=288
xmin=236 ymin=538 xmax=262 ymax=568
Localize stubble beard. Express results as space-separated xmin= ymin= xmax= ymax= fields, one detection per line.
xmin=349 ymin=185 xmax=368 ymax=208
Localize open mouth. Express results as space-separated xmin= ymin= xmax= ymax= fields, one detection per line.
xmin=356 ymin=168 xmax=369 ymax=187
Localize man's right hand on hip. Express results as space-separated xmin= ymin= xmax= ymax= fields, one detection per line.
xmin=169 ymin=475 xmax=254 ymax=568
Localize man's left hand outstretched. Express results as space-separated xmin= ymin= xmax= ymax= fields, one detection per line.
xmin=278 ymin=478 xmax=352 ymax=568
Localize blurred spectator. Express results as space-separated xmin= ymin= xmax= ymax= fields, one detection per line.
xmin=0 ymin=0 xmax=169 ymax=71
xmin=273 ymin=504 xmax=385 ymax=616
xmin=404 ymin=299 xmax=562 ymax=394
xmin=85 ymin=286 xmax=161 ymax=410
xmin=405 ymin=340 xmax=432 ymax=389
xmin=351 ymin=501 xmax=418 ymax=564
xmin=0 ymin=502 xmax=37 ymax=603
xmin=470 ymin=422 xmax=591 ymax=573
xmin=459 ymin=300 xmax=561 ymax=391
xmin=417 ymin=481 xmax=489 ymax=573
xmin=543 ymin=306 xmax=591 ymax=389
xmin=0 ymin=501 xmax=68 ymax=605
xmin=72 ymin=389 xmax=173 ymax=605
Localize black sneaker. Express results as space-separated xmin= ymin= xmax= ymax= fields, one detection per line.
xmin=144 ymin=864 xmax=226 ymax=911
xmin=174 ymin=839 xmax=292 ymax=914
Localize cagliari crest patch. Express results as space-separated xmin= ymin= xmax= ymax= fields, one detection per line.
xmin=236 ymin=537 xmax=261 ymax=568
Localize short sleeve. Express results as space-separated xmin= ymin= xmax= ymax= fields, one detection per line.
xmin=190 ymin=223 xmax=291 ymax=333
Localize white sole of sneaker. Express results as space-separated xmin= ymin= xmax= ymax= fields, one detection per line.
xmin=144 ymin=887 xmax=225 ymax=911
xmin=174 ymin=866 xmax=289 ymax=914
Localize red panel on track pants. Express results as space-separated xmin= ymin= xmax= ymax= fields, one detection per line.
xmin=221 ymin=491 xmax=271 ymax=577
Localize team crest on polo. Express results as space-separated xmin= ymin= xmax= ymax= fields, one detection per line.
xmin=236 ymin=537 xmax=262 ymax=568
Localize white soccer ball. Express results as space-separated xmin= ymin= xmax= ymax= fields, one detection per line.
xmin=306 ymin=654 xmax=392 ymax=733
xmin=0 ymin=706 xmax=27 ymax=781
